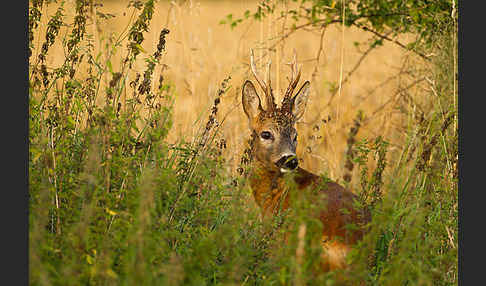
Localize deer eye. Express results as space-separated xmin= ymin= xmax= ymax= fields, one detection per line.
xmin=293 ymin=135 xmax=298 ymax=142
xmin=260 ymin=131 xmax=273 ymax=140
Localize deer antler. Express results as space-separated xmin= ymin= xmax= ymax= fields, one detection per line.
xmin=283 ymin=49 xmax=302 ymax=100
xmin=250 ymin=49 xmax=276 ymax=111
xmin=281 ymin=49 xmax=302 ymax=113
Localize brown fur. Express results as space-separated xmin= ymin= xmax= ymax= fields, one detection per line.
xmin=242 ymin=50 xmax=370 ymax=272
xmin=249 ymin=161 xmax=370 ymax=270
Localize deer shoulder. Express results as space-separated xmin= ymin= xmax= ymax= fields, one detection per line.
xmin=242 ymin=49 xmax=371 ymax=271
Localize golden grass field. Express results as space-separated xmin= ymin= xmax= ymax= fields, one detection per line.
xmin=32 ymin=0 xmax=420 ymax=184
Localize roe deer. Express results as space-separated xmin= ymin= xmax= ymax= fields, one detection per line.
xmin=242 ymin=49 xmax=371 ymax=271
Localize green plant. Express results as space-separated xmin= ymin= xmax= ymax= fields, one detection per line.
xmin=29 ymin=0 xmax=457 ymax=285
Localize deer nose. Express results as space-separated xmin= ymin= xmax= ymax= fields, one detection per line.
xmin=276 ymin=155 xmax=298 ymax=171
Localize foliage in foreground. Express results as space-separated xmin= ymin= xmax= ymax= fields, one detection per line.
xmin=29 ymin=0 xmax=457 ymax=285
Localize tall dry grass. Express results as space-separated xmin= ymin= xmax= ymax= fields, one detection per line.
xmin=29 ymin=0 xmax=457 ymax=284
xmin=31 ymin=0 xmax=415 ymax=183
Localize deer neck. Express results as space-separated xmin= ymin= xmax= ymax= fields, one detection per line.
xmin=249 ymin=160 xmax=290 ymax=217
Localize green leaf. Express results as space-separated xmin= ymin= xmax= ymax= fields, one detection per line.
xmin=66 ymin=116 xmax=75 ymax=129
xmin=107 ymin=60 xmax=113 ymax=74
xmin=86 ymin=254 xmax=94 ymax=265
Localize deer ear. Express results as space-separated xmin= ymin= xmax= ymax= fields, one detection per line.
xmin=242 ymin=80 xmax=263 ymax=123
xmin=291 ymin=81 xmax=310 ymax=121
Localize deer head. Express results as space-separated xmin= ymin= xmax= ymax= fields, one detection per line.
xmin=242 ymin=49 xmax=310 ymax=173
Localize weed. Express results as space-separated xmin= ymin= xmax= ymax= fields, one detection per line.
xmin=29 ymin=0 xmax=457 ymax=285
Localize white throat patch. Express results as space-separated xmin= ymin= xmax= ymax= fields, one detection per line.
xmin=280 ymin=168 xmax=292 ymax=173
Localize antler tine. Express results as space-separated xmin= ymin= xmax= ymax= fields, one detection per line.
xmin=250 ymin=49 xmax=276 ymax=111
xmin=265 ymin=59 xmax=277 ymax=110
xmin=283 ymin=49 xmax=302 ymax=100
xmin=250 ymin=49 xmax=267 ymax=94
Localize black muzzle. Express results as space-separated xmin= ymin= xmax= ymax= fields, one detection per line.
xmin=276 ymin=155 xmax=298 ymax=171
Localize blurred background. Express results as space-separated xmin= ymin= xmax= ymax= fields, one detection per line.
xmin=32 ymin=0 xmax=422 ymax=182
